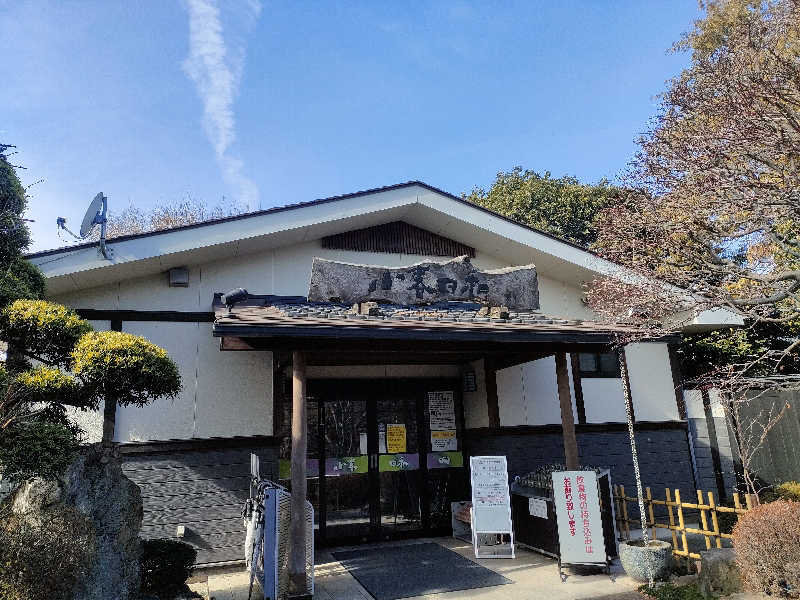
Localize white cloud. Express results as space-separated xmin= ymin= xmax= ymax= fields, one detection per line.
xmin=182 ymin=0 xmax=261 ymax=208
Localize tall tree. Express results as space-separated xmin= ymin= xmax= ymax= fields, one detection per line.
xmin=0 ymin=146 xmax=182 ymax=482
xmin=464 ymin=167 xmax=621 ymax=247
xmin=587 ymin=0 xmax=800 ymax=494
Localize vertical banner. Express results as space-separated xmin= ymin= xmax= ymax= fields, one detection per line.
xmin=551 ymin=470 xmax=606 ymax=566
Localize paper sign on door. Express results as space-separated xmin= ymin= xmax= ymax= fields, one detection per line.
xmin=386 ymin=424 xmax=407 ymax=453
xmin=431 ymin=430 xmax=457 ymax=451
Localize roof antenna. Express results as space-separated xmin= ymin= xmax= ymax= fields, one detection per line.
xmin=56 ymin=192 xmax=112 ymax=260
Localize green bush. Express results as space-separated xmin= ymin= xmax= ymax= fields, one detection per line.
xmin=140 ymin=538 xmax=197 ymax=598
xmin=776 ymin=481 xmax=800 ymax=501
xmin=0 ymin=410 xmax=81 ymax=482
xmin=13 ymin=365 xmax=84 ymax=407
xmin=0 ymin=300 xmax=91 ymax=367
xmin=73 ymin=331 xmax=181 ymax=407
xmin=0 ymin=507 xmax=96 ymax=600
xmin=639 ymin=583 xmax=705 ymax=600
xmin=732 ymin=500 xmax=800 ymax=597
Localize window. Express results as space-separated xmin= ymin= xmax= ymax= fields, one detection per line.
xmin=578 ymin=352 xmax=621 ymax=378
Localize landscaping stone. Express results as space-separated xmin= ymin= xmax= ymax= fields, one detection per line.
xmin=618 ymin=540 xmax=673 ymax=582
xmin=308 ymin=255 xmax=540 ymax=309
xmin=9 ymin=443 xmax=144 ymax=600
xmin=697 ymin=548 xmax=742 ymax=598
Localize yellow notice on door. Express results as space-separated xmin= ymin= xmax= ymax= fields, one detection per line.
xmin=386 ymin=424 xmax=407 ymax=453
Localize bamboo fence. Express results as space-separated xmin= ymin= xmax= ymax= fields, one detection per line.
xmin=612 ymin=485 xmax=755 ymax=560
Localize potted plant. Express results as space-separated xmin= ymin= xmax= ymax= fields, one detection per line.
xmin=618 ymin=539 xmax=673 ymax=582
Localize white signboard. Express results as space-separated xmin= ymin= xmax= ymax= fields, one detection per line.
xmin=469 ymin=456 xmax=514 ymax=558
xmin=528 ymin=497 xmax=548 ymax=519
xmin=551 ymin=470 xmax=606 ymax=565
xmin=470 ymin=456 xmax=511 ymax=529
xmin=429 ymin=391 xmax=457 ymax=450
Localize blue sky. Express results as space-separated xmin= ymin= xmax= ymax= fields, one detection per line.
xmin=2 ymin=1 xmax=700 ymax=252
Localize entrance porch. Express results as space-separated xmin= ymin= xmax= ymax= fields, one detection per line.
xmin=192 ymin=537 xmax=642 ymax=600
xmin=213 ymin=294 xmax=637 ymax=560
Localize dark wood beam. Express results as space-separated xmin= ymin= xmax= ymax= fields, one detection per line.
xmin=485 ymin=357 xmax=500 ymax=429
xmin=218 ymin=336 xmax=612 ymax=357
xmin=570 ymin=353 xmax=587 ymax=425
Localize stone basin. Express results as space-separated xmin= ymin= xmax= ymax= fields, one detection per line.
xmin=618 ymin=539 xmax=673 ymax=582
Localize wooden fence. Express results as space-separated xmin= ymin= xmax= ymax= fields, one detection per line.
xmin=612 ymin=485 xmax=754 ymax=560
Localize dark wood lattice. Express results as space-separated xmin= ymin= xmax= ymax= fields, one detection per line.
xmin=321 ymin=221 xmax=475 ymax=258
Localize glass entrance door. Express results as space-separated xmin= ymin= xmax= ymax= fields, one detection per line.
xmin=376 ymin=396 xmax=423 ymax=536
xmin=321 ymin=398 xmax=370 ymax=541
xmin=306 ymin=379 xmax=466 ymax=546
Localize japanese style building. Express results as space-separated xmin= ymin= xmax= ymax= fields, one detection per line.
xmin=28 ymin=181 xmax=740 ymax=565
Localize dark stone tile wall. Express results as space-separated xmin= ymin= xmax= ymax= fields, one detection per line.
xmin=689 ymin=416 xmax=737 ymax=500
xmin=465 ymin=427 xmax=697 ymax=519
xmin=122 ymin=444 xmax=278 ymax=565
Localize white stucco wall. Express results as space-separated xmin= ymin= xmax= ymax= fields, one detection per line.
xmin=581 ymin=378 xmax=627 ymax=423
xmin=113 ymin=322 xmax=272 ymax=442
xmin=625 ymin=342 xmax=680 ymax=422
xmin=496 ymin=355 xmax=577 ymax=426
xmin=48 ymin=236 xmax=654 ymax=442
xmin=50 ymin=239 xmax=596 ymax=321
xmin=495 ymin=345 xmax=681 ymax=426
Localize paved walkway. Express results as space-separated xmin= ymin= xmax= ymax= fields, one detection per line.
xmin=190 ymin=537 xmax=643 ymax=600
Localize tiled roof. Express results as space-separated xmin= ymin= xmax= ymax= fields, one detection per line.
xmin=259 ymin=299 xmax=578 ymax=325
xmin=212 ymin=295 xmax=635 ymax=343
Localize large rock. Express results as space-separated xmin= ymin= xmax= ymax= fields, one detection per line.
xmin=308 ymin=255 xmax=539 ymax=310
xmin=8 ymin=443 xmax=144 ymax=600
xmin=697 ymin=548 xmax=742 ymax=598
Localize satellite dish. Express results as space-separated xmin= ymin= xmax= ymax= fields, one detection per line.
xmin=56 ymin=192 xmax=112 ymax=260
xmin=80 ymin=192 xmax=105 ymax=237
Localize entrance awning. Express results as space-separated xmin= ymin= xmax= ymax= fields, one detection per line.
xmin=212 ymin=294 xmax=644 ymax=360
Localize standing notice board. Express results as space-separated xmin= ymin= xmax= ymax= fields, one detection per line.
xmin=551 ymin=470 xmax=609 ymax=573
xmin=469 ymin=456 xmax=515 ymax=558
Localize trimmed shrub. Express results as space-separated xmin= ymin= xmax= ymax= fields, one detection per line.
xmin=72 ymin=331 xmax=181 ymax=407
xmin=732 ymin=500 xmax=800 ymax=597
xmin=13 ymin=365 xmax=84 ymax=407
xmin=140 ymin=538 xmax=197 ymax=598
xmin=0 ymin=507 xmax=96 ymax=600
xmin=0 ymin=300 xmax=91 ymax=367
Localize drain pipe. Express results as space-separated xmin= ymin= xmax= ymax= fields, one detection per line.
xmin=618 ymin=346 xmax=654 ymax=588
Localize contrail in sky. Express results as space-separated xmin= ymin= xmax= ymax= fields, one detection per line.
xmin=183 ymin=0 xmax=261 ymax=209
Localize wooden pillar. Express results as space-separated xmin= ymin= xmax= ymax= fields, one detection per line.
xmin=289 ymin=351 xmax=307 ymax=593
xmin=556 ymin=351 xmax=579 ymax=470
